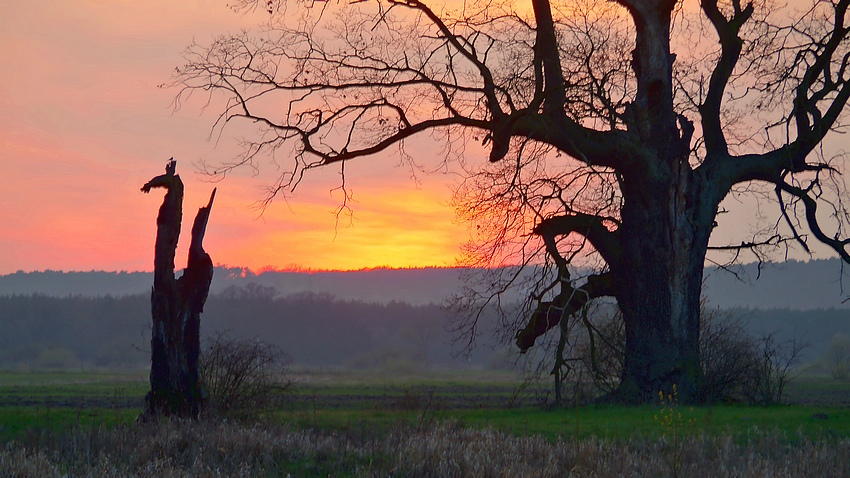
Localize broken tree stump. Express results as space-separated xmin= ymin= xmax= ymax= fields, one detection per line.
xmin=141 ymin=159 xmax=216 ymax=418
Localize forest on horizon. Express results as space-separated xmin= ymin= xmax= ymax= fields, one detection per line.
xmin=1 ymin=284 xmax=848 ymax=373
xmin=3 ymin=257 xmax=850 ymax=309
xmin=2 ymin=259 xmax=848 ymax=373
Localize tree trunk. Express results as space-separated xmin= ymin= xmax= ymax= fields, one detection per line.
xmin=612 ymin=165 xmax=718 ymax=404
xmin=141 ymin=160 xmax=216 ymax=418
xmin=602 ymin=1 xmax=720 ymax=403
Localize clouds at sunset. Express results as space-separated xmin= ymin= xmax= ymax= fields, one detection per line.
xmin=0 ymin=0 xmax=472 ymax=273
xmin=3 ymin=0 xmax=840 ymax=275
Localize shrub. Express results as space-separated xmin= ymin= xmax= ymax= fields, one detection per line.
xmin=199 ymin=331 xmax=293 ymax=419
xmin=698 ymin=307 xmax=760 ymax=403
xmin=567 ymin=305 xmax=624 ymax=402
xmin=741 ymin=332 xmax=806 ymax=405
xmin=822 ymin=333 xmax=850 ymax=380
xmin=559 ymin=305 xmax=805 ymax=405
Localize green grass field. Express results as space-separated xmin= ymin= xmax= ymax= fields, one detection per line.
xmin=1 ymin=369 xmax=848 ymax=441
xmin=280 ymin=370 xmax=850 ymax=441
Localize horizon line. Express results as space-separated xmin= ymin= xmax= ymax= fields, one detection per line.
xmin=0 ymin=264 xmax=474 ymax=276
xmin=0 ymin=256 xmax=836 ymax=277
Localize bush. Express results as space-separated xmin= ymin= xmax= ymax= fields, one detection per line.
xmin=572 ymin=306 xmax=624 ymax=399
xmin=822 ymin=333 xmax=850 ymax=380
xmin=698 ymin=307 xmax=761 ymax=403
xmin=199 ymin=331 xmax=294 ymax=419
xmin=558 ymin=305 xmax=805 ymax=405
xmin=740 ymin=332 xmax=806 ymax=405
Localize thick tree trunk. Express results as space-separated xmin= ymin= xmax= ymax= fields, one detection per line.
xmin=612 ymin=165 xmax=717 ymax=404
xmin=141 ymin=160 xmax=216 ymax=418
xmin=601 ymin=1 xmax=717 ymax=404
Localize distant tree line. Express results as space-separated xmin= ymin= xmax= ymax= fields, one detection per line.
xmin=0 ymin=294 xmax=149 ymax=369
xmin=1 ymin=287 xmax=849 ymax=378
xmin=0 ymin=287 xmax=499 ymax=371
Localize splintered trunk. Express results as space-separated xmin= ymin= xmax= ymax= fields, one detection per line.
xmin=612 ymin=167 xmax=716 ymax=404
xmin=142 ymin=160 xmax=216 ymax=418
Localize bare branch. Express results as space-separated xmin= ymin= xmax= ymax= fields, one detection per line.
xmin=698 ymin=0 xmax=754 ymax=157
xmin=776 ymin=176 xmax=850 ymax=263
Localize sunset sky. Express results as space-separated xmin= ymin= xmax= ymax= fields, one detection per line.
xmin=0 ymin=0 xmax=476 ymax=274
xmin=0 ymin=1 xmax=842 ymax=275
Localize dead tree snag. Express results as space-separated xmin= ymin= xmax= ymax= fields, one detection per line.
xmin=141 ymin=159 xmax=216 ymax=418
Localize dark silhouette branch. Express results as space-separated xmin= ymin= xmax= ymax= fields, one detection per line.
xmin=532 ymin=213 xmax=622 ymax=269
xmin=699 ymin=0 xmax=754 ymax=157
xmin=516 ymin=271 xmax=614 ymax=352
xmin=776 ymin=178 xmax=850 ymax=263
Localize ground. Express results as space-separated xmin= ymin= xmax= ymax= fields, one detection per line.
xmin=1 ymin=368 xmax=849 ymax=476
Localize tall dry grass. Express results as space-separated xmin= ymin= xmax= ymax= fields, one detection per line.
xmin=1 ymin=419 xmax=848 ymax=477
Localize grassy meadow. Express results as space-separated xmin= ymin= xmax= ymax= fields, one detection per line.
xmin=1 ymin=368 xmax=849 ymax=476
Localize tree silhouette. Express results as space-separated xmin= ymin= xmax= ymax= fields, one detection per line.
xmin=173 ymin=0 xmax=850 ymax=403
xmin=141 ymin=160 xmax=216 ymax=418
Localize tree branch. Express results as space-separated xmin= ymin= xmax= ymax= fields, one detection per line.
xmin=532 ymin=212 xmax=622 ymax=268
xmin=776 ymin=178 xmax=850 ymax=263
xmin=515 ymin=271 xmax=614 ymax=352
xmin=699 ymin=0 xmax=754 ymax=158
xmin=717 ymin=0 xmax=850 ymax=186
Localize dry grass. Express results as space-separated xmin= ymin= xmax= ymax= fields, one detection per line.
xmin=1 ymin=419 xmax=848 ymax=477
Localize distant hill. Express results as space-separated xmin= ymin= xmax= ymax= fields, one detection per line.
xmin=2 ymin=259 xmax=850 ymax=309
xmin=0 ymin=267 xmax=469 ymax=305
xmin=702 ymin=259 xmax=850 ymax=309
xmin=1 ymin=287 xmax=847 ymax=371
xmin=0 ymin=270 xmax=154 ymax=298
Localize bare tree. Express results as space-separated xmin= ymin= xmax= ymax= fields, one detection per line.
xmin=172 ymin=0 xmax=850 ymax=403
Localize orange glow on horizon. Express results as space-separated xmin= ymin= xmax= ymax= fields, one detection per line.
xmin=205 ymin=182 xmax=468 ymax=273
xmin=0 ymin=1 xmax=480 ymax=275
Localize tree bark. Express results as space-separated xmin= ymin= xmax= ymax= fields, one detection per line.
xmin=611 ymin=161 xmax=721 ymax=404
xmin=141 ymin=160 xmax=216 ymax=418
